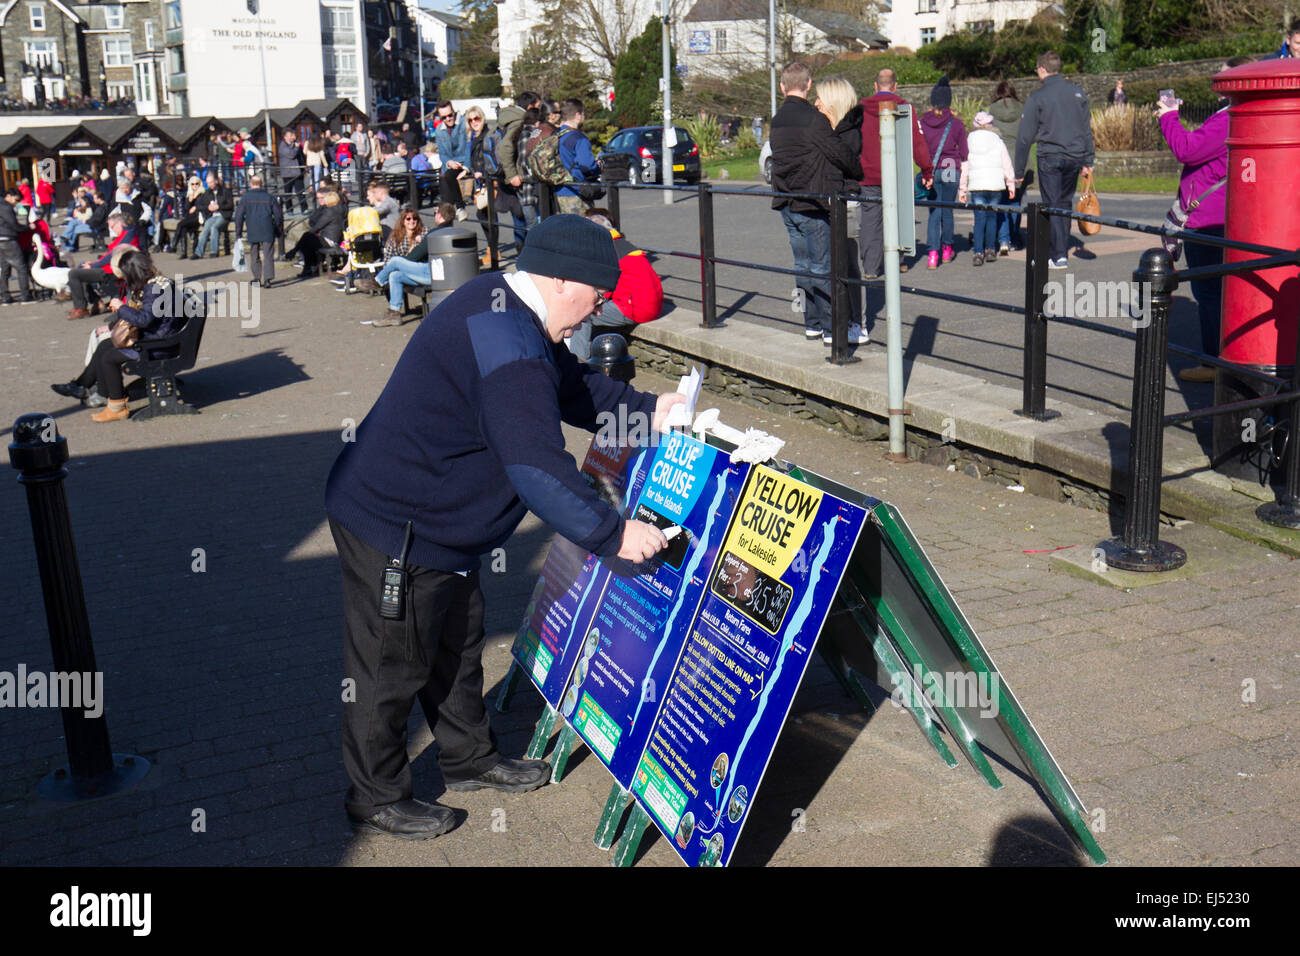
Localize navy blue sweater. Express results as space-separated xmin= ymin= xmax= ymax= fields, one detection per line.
xmin=325 ymin=272 xmax=658 ymax=571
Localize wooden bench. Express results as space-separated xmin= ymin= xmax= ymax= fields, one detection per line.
xmin=121 ymin=291 xmax=208 ymax=419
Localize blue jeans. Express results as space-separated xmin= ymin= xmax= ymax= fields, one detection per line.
xmin=971 ymin=190 xmax=1000 ymax=252
xmin=514 ymin=202 xmax=538 ymax=251
xmin=996 ymin=188 xmax=1022 ymax=248
xmin=61 ymin=220 xmax=93 ymax=249
xmin=780 ymin=207 xmax=831 ymax=334
xmin=377 ymin=257 xmax=431 ymax=310
xmin=926 ymin=179 xmax=958 ymax=252
xmin=195 ymin=214 xmax=226 ymax=257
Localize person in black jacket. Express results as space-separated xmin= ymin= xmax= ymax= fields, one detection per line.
xmin=285 ymin=187 xmax=345 ymax=277
xmin=815 ymin=76 xmax=870 ymax=346
xmin=770 ymin=62 xmax=863 ymax=343
xmin=1013 ymin=51 xmax=1095 ymax=269
xmin=193 ymin=170 xmax=234 ymax=259
xmin=233 ymin=174 xmax=284 ymax=287
xmin=1 ymin=187 xmax=35 ymax=304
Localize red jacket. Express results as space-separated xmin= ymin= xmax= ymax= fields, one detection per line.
xmin=36 ymin=180 xmax=55 ymax=205
xmin=92 ymin=227 xmax=140 ymax=275
xmin=19 ymin=184 xmax=33 ymax=206
xmin=610 ymin=230 xmax=662 ymax=323
xmin=858 ymin=92 xmax=932 ymax=187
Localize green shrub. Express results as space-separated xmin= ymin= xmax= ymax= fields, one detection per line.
xmin=684 ymin=114 xmax=722 ymax=158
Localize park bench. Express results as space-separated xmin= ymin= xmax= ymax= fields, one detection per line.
xmin=122 ymin=292 xmax=207 ymax=419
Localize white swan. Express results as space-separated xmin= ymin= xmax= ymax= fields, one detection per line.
xmin=31 ymin=241 xmax=70 ymax=295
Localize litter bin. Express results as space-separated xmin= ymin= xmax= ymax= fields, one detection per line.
xmin=588 ymin=333 xmax=635 ymax=383
xmin=1212 ymin=59 xmax=1300 ymax=481
xmin=425 ymin=226 xmax=480 ymax=307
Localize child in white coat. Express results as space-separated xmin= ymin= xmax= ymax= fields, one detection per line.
xmin=958 ymin=112 xmax=1016 ymax=266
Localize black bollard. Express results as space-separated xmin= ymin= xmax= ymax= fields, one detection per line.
xmin=698 ymin=182 xmax=717 ymax=329
xmin=1016 ymin=202 xmax=1059 ymax=420
xmin=588 ymin=333 xmax=635 ymax=383
xmin=1256 ymin=296 xmax=1300 ymax=528
xmin=1096 ymin=250 xmax=1187 ymax=572
xmin=9 ymin=414 xmax=150 ymax=799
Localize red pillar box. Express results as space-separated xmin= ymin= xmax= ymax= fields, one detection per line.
xmin=1212 ymin=60 xmax=1300 ymax=480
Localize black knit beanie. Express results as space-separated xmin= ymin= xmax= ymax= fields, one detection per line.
xmin=516 ymin=214 xmax=622 ymax=291
xmin=930 ymin=76 xmax=952 ymax=109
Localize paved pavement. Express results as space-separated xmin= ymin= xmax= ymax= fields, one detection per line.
xmin=0 ymin=242 xmax=1297 ymax=868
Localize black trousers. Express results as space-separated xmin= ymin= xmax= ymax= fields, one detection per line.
xmin=329 ymin=518 xmax=500 ymax=818
xmin=1036 ymin=155 xmax=1082 ymax=262
xmin=67 ymin=267 xmax=106 ymax=309
xmin=75 ymin=338 xmax=131 ymax=399
xmin=0 ymin=239 xmax=30 ymax=298
xmin=281 ymin=176 xmax=306 ymax=214
xmin=439 ymin=168 xmax=465 ymax=206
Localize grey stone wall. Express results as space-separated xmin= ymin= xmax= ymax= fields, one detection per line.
xmin=1092 ymin=150 xmax=1181 ymax=178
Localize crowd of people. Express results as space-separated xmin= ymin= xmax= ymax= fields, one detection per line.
xmin=0 ymin=94 xmax=135 ymax=113
xmin=770 ymin=47 xmax=1247 ymax=366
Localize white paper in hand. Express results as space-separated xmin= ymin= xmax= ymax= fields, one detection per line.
xmin=662 ymin=366 xmax=701 ymax=429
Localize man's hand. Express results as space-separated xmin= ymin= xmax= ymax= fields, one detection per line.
xmin=509 ymin=175 xmax=522 ymax=188
xmin=923 ymin=175 xmax=933 ymax=189
xmin=446 ymin=160 xmax=463 ymax=171
xmin=1008 ymin=184 xmax=1016 ymax=200
xmin=617 ymin=520 xmax=668 ymax=563
xmin=109 ymin=297 xmax=123 ymax=310
xmin=208 ymin=201 xmax=218 ymax=212
xmin=652 ymin=392 xmax=688 ymax=432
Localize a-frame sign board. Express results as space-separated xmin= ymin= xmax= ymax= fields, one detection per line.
xmin=499 ymin=433 xmax=1106 ymax=867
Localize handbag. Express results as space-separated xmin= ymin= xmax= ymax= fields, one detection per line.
xmin=110 ymin=318 xmax=138 ymax=349
xmin=1161 ymin=177 xmax=1227 ymax=260
xmin=914 ymin=119 xmax=953 ymax=202
xmin=1076 ymin=170 xmax=1101 ymax=235
xmin=475 ymin=186 xmax=489 ymax=210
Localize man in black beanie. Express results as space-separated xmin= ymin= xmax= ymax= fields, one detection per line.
xmin=324 ymin=214 xmax=685 ymax=840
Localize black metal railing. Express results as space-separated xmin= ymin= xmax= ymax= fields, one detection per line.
xmin=520 ymin=177 xmax=1300 ymax=566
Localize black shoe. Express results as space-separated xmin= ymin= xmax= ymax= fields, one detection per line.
xmin=445 ymin=757 xmax=550 ymax=793
xmin=0 ymin=298 xmax=11 ymax=306
xmin=348 ymin=799 xmax=458 ymax=840
xmin=51 ymin=381 xmax=87 ymax=400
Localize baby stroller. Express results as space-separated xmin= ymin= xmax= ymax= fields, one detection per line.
xmin=339 ymin=205 xmax=384 ymax=294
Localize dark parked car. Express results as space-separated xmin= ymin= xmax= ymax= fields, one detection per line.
xmin=597 ymin=126 xmax=701 ymax=185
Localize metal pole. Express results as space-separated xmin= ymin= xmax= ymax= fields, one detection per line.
xmin=1016 ymin=202 xmax=1058 ymax=420
xmin=8 ymin=414 xmax=150 ymax=800
xmin=417 ymin=12 xmax=425 ymax=139
xmin=608 ymin=180 xmax=621 ymax=230
xmin=880 ymin=105 xmax=907 ymax=459
xmin=255 ymin=4 xmax=272 ymax=168
xmin=1097 ymin=249 xmax=1187 ymax=572
xmin=486 ymin=177 xmax=499 ymax=271
xmin=698 ymin=181 xmax=716 ymax=328
xmin=661 ymin=0 xmax=673 ymax=206
xmin=1257 ymin=295 xmax=1300 ymax=528
xmin=769 ymin=0 xmax=776 ymax=118
xmin=828 ymin=192 xmax=850 ymax=364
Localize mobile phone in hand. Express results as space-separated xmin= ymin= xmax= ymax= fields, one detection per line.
xmin=1158 ymin=89 xmax=1181 ymax=109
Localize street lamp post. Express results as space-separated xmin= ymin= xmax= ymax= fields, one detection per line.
xmin=248 ymin=1 xmax=273 ymax=169
xmin=661 ymin=0 xmax=673 ymax=206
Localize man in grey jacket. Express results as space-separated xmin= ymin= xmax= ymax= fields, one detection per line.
xmin=1013 ymin=51 xmax=1094 ymax=269
xmin=277 ymin=129 xmax=307 ymax=215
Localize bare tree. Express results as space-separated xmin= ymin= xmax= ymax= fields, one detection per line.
xmin=541 ymin=0 xmax=693 ymax=82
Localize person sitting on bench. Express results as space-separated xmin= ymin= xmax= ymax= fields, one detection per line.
xmin=369 ymin=202 xmax=454 ymax=326
xmin=63 ymin=211 xmax=140 ymax=319
xmin=285 ymin=186 xmax=345 ymax=277
xmin=49 ymin=250 xmax=185 ymax=422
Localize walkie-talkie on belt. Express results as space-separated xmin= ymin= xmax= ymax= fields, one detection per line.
xmin=379 ymin=521 xmax=413 ymax=620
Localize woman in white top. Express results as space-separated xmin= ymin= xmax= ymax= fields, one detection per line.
xmin=958 ymin=112 xmax=1016 ymax=267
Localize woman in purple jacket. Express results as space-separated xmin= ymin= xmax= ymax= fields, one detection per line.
xmin=921 ymin=77 xmax=969 ymax=268
xmin=1159 ymin=74 xmax=1233 ymax=383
